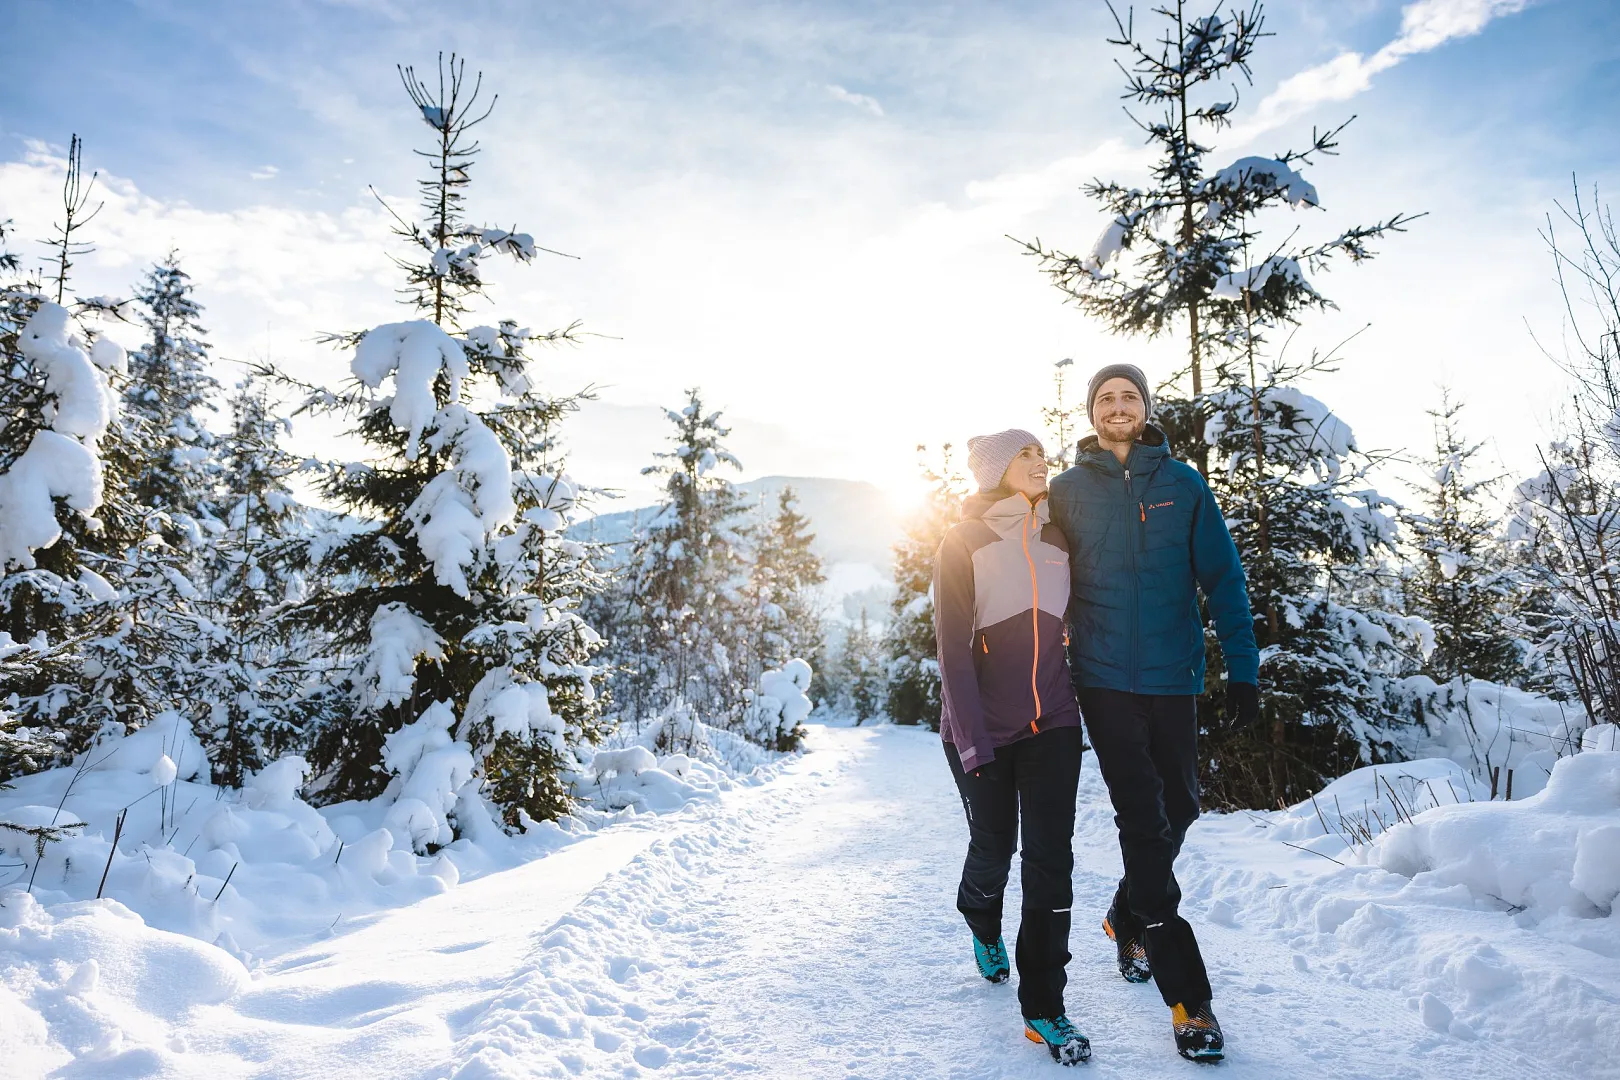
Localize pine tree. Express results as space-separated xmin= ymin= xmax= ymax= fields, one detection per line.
xmin=193 ymin=378 xmax=314 ymax=785
xmin=0 ymin=181 xmax=191 ymax=774
xmin=745 ymin=487 xmax=827 ymax=697
xmin=613 ymin=390 xmax=755 ymax=730
xmin=1016 ymin=4 xmax=1267 ymax=410
xmin=884 ymin=446 xmax=964 ymax=730
xmin=1022 ymin=2 xmax=1420 ymax=807
xmin=1404 ymin=391 xmax=1523 ymax=685
xmin=282 ymin=54 xmax=605 ymax=830
xmin=1043 ymin=357 xmax=1081 ymax=471
xmin=834 ymin=609 xmax=883 ymax=724
xmin=1017 ymin=3 xmax=1416 ymax=470
xmin=123 ymin=253 xmax=221 ymax=544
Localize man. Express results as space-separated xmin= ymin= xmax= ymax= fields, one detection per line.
xmin=1047 ymin=364 xmax=1261 ymax=1063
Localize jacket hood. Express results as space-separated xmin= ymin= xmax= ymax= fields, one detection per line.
xmin=962 ymin=490 xmax=1051 ymax=540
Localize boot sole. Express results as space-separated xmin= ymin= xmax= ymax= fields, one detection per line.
xmin=1025 ymin=1026 xmax=1092 ymax=1065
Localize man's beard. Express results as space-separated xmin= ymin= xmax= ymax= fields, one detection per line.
xmin=1098 ymin=414 xmax=1145 ymax=444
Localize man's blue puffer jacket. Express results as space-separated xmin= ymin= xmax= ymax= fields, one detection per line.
xmin=1047 ymin=424 xmax=1259 ymax=695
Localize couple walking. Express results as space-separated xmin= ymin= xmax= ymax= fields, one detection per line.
xmin=933 ymin=363 xmax=1261 ymax=1065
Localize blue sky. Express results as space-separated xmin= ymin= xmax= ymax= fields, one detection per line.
xmin=3 ymin=0 xmax=1618 ymax=504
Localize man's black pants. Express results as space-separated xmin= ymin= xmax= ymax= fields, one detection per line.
xmin=944 ymin=725 xmax=1083 ymax=1021
xmin=1079 ymin=687 xmax=1213 ymax=1009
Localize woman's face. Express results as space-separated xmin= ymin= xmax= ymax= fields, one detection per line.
xmin=1002 ymin=444 xmax=1049 ymax=499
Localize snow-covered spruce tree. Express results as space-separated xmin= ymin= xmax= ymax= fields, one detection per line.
xmin=1016 ymin=1 xmax=1266 ymax=468
xmin=192 ymin=377 xmax=315 ymax=785
xmin=1017 ymin=2 xmax=1414 ymax=471
xmin=1202 ymin=384 xmax=1426 ymax=804
xmin=1022 ymin=2 xmax=1420 ymax=807
xmin=123 ymin=253 xmax=221 ymax=547
xmin=744 ymin=487 xmax=826 ymax=707
xmin=0 ymin=188 xmax=205 ymax=773
xmin=1193 ymin=148 xmax=1420 ymax=805
xmin=833 ymin=609 xmax=883 ymax=724
xmin=285 ymin=55 xmax=605 ymax=833
xmin=0 ymin=292 xmax=130 ymax=773
xmin=612 ymin=390 xmax=755 ymax=734
xmin=1403 ymin=391 xmax=1523 ymax=685
xmin=1043 ymin=357 xmax=1082 ymax=471
xmin=1508 ymin=179 xmax=1620 ymax=725
xmin=884 ymin=446 xmax=964 ymax=730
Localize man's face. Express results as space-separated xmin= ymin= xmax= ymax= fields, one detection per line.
xmin=1092 ymin=377 xmax=1147 ymax=446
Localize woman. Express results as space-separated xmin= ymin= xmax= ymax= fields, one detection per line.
xmin=933 ymin=428 xmax=1089 ymax=1066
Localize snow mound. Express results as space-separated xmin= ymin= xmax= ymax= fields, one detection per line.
xmin=1372 ymin=751 xmax=1620 ymax=917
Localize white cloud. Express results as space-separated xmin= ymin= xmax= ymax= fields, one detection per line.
xmin=825 ymin=84 xmax=884 ymax=116
xmin=1232 ymin=0 xmax=1534 ymax=143
xmin=250 ymin=164 xmax=279 ymax=180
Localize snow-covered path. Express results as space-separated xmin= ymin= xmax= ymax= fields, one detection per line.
xmin=434 ymin=725 xmax=1531 ymax=1080
xmin=20 ymin=724 xmax=1599 ymax=1078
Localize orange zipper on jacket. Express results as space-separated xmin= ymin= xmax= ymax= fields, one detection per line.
xmin=1021 ymin=498 xmax=1043 ymax=722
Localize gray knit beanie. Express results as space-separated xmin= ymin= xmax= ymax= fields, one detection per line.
xmin=966 ymin=428 xmax=1043 ymax=492
xmin=1086 ymin=363 xmax=1154 ymax=420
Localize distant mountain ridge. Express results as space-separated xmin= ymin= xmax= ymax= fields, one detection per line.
xmin=571 ymin=475 xmax=902 ymax=570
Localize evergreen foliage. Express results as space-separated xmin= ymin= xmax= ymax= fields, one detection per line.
xmin=194 ymin=378 xmax=314 ymax=785
xmin=1024 ymin=2 xmax=1421 ymax=807
xmin=282 ymin=54 xmax=605 ymax=829
xmin=1404 ymin=392 xmax=1523 ymax=685
xmin=1043 ymin=358 xmax=1081 ymax=471
xmin=747 ymin=488 xmax=827 ymax=698
xmin=124 ymin=254 xmax=221 ymax=544
xmin=613 ymin=390 xmax=753 ymax=727
xmin=884 ymin=447 xmax=963 ymax=730
xmin=833 ymin=609 xmax=884 ymax=724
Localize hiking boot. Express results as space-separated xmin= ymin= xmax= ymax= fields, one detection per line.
xmin=973 ymin=934 xmax=1010 ymax=983
xmin=1103 ymin=915 xmax=1151 ymax=983
xmin=1024 ymin=1014 xmax=1092 ymax=1065
xmin=1171 ymin=1001 xmax=1223 ymax=1062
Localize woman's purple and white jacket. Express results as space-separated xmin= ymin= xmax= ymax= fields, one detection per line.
xmin=932 ymin=490 xmax=1080 ymax=773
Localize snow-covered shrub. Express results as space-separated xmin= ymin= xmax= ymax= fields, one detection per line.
xmin=740 ymin=659 xmax=813 ymax=751
xmin=586 ymin=745 xmax=711 ymax=813
xmin=1387 ymin=676 xmax=1583 ymax=795
xmin=380 ymin=701 xmax=476 ymax=854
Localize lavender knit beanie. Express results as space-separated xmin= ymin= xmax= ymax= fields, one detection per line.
xmin=966 ymin=429 xmax=1043 ymax=492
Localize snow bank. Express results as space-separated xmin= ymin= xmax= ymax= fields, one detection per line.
xmin=1 ymin=693 xmax=788 ymax=979
xmin=1390 ymin=676 xmax=1583 ymax=797
xmin=0 ymin=890 xmax=250 ymax=1075
xmin=1373 ymin=751 xmax=1620 ymax=918
xmin=1171 ymin=748 xmax=1620 ymax=1073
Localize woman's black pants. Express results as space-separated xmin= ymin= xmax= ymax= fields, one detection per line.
xmin=944 ymin=725 xmax=1084 ymax=1021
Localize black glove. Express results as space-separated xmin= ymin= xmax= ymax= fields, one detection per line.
xmin=1226 ymin=681 xmax=1261 ymax=733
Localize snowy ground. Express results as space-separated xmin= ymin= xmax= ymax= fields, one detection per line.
xmin=5 ymin=725 xmax=1617 ymax=1078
